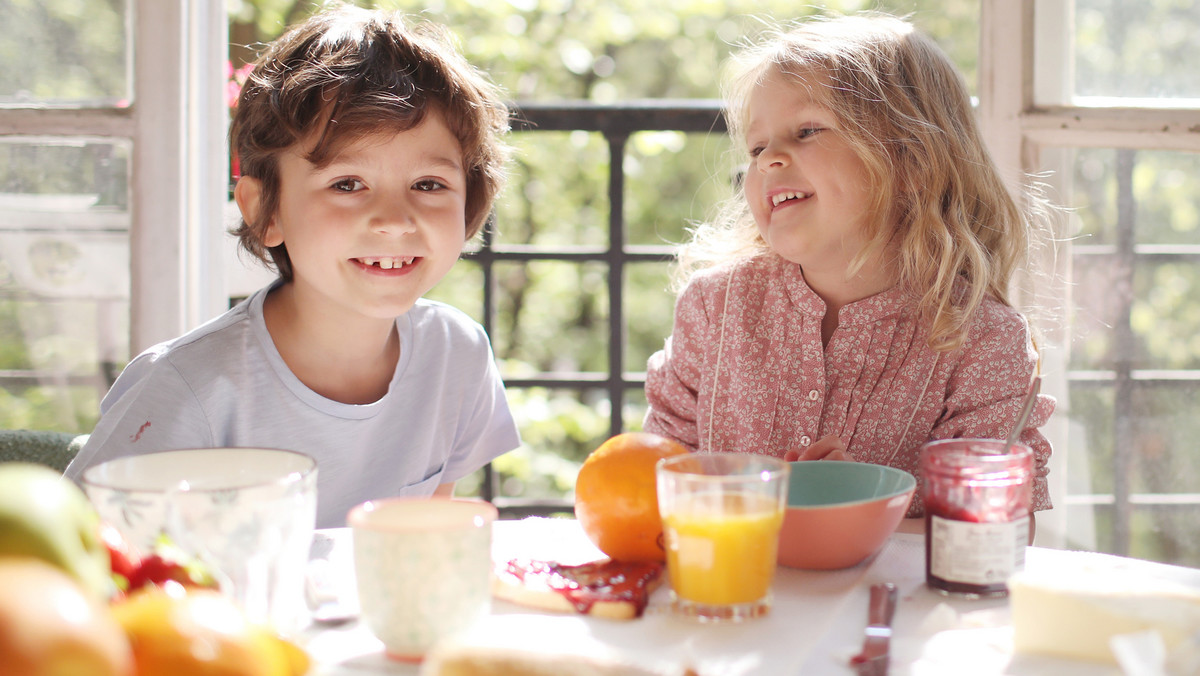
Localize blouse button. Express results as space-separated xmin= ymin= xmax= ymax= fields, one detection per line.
xmin=808 ymin=389 xmax=820 ymax=401
xmin=800 ymin=435 xmax=812 ymax=446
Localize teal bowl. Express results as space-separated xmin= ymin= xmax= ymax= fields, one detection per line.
xmin=778 ymin=461 xmax=916 ymax=570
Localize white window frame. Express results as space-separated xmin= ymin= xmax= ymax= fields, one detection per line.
xmin=982 ymin=0 xmax=1200 ymax=548
xmin=2 ymin=0 xmax=228 ymax=354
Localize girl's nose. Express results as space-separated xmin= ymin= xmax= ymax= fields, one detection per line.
xmin=756 ymin=143 xmax=789 ymax=171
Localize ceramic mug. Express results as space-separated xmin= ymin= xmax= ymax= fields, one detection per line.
xmin=348 ymin=497 xmax=497 ymax=661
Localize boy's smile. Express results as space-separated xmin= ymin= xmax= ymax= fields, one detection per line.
xmin=253 ymin=109 xmax=469 ymax=331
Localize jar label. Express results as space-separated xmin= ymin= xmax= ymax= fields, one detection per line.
xmin=929 ymin=515 xmax=1028 ymax=585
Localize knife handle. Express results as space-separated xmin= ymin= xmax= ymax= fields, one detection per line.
xmin=868 ymin=582 xmax=897 ymax=627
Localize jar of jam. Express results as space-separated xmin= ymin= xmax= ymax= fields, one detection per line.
xmin=920 ymin=438 xmax=1032 ymax=598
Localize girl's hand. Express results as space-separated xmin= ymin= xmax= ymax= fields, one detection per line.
xmin=783 ymin=435 xmax=849 ymax=462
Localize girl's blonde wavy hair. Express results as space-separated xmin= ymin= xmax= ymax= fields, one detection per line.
xmin=680 ymin=13 xmax=1053 ymax=352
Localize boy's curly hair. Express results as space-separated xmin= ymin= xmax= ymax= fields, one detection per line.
xmin=229 ymin=4 xmax=510 ymax=281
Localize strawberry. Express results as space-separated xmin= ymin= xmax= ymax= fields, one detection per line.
xmin=99 ymin=524 xmax=137 ymax=580
xmin=125 ymin=535 xmax=219 ymax=593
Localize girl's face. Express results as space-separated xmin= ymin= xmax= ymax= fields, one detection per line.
xmin=259 ymin=110 xmax=468 ymax=326
xmin=743 ymin=69 xmax=882 ymax=281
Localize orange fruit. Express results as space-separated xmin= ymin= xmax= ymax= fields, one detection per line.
xmin=574 ymin=432 xmax=690 ymax=562
xmin=111 ymin=583 xmax=308 ymax=676
xmin=0 ymin=557 xmax=133 ymax=676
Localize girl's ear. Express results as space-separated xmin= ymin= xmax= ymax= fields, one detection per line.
xmin=233 ymin=176 xmax=283 ymax=247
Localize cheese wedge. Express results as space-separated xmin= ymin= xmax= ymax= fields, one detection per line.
xmin=1010 ymin=561 xmax=1200 ymax=664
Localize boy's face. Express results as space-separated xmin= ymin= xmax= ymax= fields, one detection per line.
xmin=261 ymin=111 xmax=468 ymax=323
xmin=742 ymin=69 xmax=881 ymax=278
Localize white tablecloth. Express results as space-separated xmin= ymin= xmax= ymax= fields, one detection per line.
xmin=298 ymin=518 xmax=1200 ymax=675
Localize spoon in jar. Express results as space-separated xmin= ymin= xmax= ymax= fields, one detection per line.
xmin=1003 ymin=375 xmax=1042 ymax=454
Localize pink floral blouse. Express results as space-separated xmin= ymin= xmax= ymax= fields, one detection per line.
xmin=643 ymin=254 xmax=1055 ymax=516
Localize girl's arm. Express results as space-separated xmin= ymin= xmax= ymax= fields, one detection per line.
xmin=932 ymin=305 xmax=1055 ymax=513
xmin=643 ymin=280 xmax=717 ymax=451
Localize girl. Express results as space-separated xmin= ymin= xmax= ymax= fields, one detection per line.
xmin=643 ymin=14 xmax=1057 ymax=518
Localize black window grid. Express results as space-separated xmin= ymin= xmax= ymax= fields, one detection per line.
xmin=467 ymin=101 xmax=726 ymax=517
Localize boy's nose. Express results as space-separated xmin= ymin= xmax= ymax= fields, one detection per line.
xmin=370 ymin=205 xmax=419 ymax=234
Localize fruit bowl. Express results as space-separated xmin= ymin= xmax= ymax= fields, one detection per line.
xmin=777 ymin=461 xmax=916 ymax=570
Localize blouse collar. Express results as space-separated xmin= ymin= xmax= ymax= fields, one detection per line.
xmin=768 ymin=254 xmax=913 ymax=325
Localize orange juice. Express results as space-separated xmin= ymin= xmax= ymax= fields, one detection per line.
xmin=662 ymin=492 xmax=784 ymax=605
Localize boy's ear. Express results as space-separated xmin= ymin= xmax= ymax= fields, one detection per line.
xmin=233 ymin=176 xmax=283 ymax=247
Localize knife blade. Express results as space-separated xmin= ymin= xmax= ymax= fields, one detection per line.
xmin=850 ymin=582 xmax=897 ymax=676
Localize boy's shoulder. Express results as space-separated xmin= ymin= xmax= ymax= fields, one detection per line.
xmin=408 ymin=298 xmax=491 ymax=343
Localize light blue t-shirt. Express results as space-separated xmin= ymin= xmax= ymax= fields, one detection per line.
xmin=66 ymin=282 xmax=521 ymax=528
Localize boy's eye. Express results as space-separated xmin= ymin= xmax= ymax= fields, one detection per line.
xmin=331 ymin=178 xmax=365 ymax=193
xmin=413 ymin=179 xmax=447 ymax=192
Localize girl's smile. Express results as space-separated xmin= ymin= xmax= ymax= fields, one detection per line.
xmin=768 ymin=189 xmax=812 ymax=210
xmin=743 ymin=69 xmax=896 ymax=307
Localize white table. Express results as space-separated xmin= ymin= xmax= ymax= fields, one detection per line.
xmin=298 ymin=518 xmax=1200 ymax=675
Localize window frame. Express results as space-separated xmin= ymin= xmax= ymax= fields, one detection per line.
xmin=2 ymin=0 xmax=230 ymax=355
xmin=984 ymin=0 xmax=1200 ymax=551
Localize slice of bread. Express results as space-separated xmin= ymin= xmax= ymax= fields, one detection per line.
xmin=492 ymin=558 xmax=665 ymax=620
xmin=420 ymin=642 xmax=694 ymax=676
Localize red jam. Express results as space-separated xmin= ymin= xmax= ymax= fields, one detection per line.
xmin=500 ymin=558 xmax=664 ymax=616
xmin=920 ymin=439 xmax=1032 ymax=598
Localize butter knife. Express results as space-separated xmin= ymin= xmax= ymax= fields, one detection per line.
xmin=850 ymin=582 xmax=897 ymax=676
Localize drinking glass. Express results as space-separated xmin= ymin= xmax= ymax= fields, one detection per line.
xmin=81 ymin=448 xmax=317 ymax=633
xmin=656 ymin=452 xmax=789 ymax=622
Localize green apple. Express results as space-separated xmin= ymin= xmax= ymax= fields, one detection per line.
xmin=0 ymin=462 xmax=111 ymax=599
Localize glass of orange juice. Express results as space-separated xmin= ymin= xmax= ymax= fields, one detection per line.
xmin=656 ymin=453 xmax=789 ymax=622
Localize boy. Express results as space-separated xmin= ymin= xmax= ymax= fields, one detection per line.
xmin=66 ymin=5 xmax=519 ymax=528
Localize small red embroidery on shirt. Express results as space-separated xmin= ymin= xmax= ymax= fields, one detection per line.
xmin=131 ymin=421 xmax=151 ymax=442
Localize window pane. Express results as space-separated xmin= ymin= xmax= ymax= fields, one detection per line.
xmin=1054 ymin=145 xmax=1200 ymax=566
xmin=427 ymin=259 xmax=484 ymax=325
xmin=0 ymin=138 xmax=131 ymax=432
xmin=624 ymin=261 xmax=673 ymax=376
xmin=1074 ymin=0 xmax=1200 ymax=100
xmin=492 ymin=261 xmax=609 ymax=376
xmin=495 ymin=386 xmax=610 ymax=502
xmin=494 ymin=131 xmax=609 ymax=248
xmin=626 ymin=130 xmax=734 ymax=247
xmin=0 ymin=0 xmax=131 ymax=104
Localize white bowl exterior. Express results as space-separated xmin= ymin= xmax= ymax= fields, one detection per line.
xmin=81 ymin=448 xmax=317 ymax=632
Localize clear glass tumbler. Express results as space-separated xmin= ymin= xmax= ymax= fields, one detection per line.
xmin=656 ymin=452 xmax=789 ymax=622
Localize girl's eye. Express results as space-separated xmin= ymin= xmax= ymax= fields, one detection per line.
xmin=331 ymin=178 xmax=365 ymax=193
xmin=413 ymin=179 xmax=447 ymax=192
xmin=748 ymin=145 xmax=765 ymax=158
xmin=798 ymin=127 xmax=825 ymax=140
